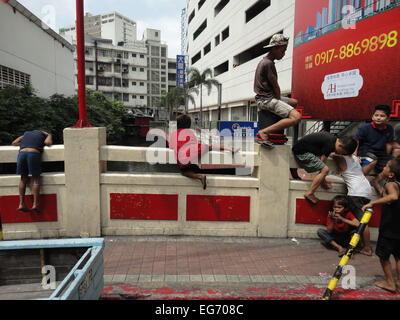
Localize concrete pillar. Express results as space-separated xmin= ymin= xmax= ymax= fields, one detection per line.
xmin=63 ymin=127 xmax=106 ymax=238
xmin=257 ymin=145 xmax=290 ymax=237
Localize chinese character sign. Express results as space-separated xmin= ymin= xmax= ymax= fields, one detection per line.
xmin=176 ymin=55 xmax=185 ymax=88
xmin=292 ymin=0 xmax=400 ymax=120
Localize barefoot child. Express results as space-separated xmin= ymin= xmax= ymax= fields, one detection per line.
xmin=331 ymin=152 xmax=373 ymax=256
xmin=292 ymin=133 xmax=358 ymax=204
xmin=169 ymin=114 xmax=236 ymax=189
xmin=362 ymin=158 xmax=400 ymax=293
xmin=12 ymin=130 xmax=52 ymax=213
xmin=317 ymin=195 xmax=360 ymax=257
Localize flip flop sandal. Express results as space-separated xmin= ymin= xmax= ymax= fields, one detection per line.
xmin=17 ymin=207 xmax=31 ymax=213
xmin=255 ymin=138 xmax=274 ymax=149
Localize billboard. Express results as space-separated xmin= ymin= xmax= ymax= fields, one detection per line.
xmin=292 ymin=0 xmax=400 ymax=120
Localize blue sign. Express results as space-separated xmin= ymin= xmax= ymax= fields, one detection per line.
xmin=219 ymin=121 xmax=259 ymax=138
xmin=176 ymin=55 xmax=185 ymax=87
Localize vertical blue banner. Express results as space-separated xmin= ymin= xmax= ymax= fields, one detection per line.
xmin=176 ymin=55 xmax=185 ymax=87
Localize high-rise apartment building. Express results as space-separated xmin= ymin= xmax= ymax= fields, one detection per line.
xmin=60 ymin=12 xmax=176 ymax=118
xmin=60 ymin=12 xmax=137 ymax=46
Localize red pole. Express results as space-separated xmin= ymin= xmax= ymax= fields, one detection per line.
xmin=73 ymin=0 xmax=91 ymax=128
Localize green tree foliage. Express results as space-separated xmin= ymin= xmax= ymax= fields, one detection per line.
xmin=0 ymin=85 xmax=126 ymax=145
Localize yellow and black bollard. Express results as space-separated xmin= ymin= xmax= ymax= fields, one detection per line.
xmin=322 ymin=208 xmax=375 ymax=300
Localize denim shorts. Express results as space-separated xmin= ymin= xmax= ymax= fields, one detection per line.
xmin=16 ymin=152 xmax=42 ymax=176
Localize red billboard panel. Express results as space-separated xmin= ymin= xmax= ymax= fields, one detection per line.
xmin=292 ymin=0 xmax=400 ymax=120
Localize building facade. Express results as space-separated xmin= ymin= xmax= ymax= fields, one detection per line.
xmin=61 ymin=13 xmax=176 ymax=118
xmin=184 ymin=0 xmax=296 ymax=125
xmin=60 ymin=12 xmax=137 ymax=46
xmin=0 ymin=0 xmax=74 ymax=97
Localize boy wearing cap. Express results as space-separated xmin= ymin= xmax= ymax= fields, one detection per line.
xmin=254 ymin=33 xmax=301 ymax=148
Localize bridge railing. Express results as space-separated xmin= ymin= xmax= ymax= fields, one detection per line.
xmin=0 ymin=127 xmax=380 ymax=241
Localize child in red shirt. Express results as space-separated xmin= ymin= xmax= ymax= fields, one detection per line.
xmin=317 ymin=195 xmax=360 ymax=256
xmin=169 ymin=114 xmax=236 ymax=189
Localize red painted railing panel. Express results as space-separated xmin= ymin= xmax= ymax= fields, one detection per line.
xmin=186 ymin=195 xmax=250 ymax=222
xmin=110 ymin=193 xmax=178 ymax=220
xmin=0 ymin=194 xmax=58 ymax=223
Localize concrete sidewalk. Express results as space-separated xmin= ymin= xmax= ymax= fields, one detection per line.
xmin=101 ymin=235 xmax=400 ymax=300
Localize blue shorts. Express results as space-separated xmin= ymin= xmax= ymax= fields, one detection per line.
xmin=16 ymin=152 xmax=42 ymax=176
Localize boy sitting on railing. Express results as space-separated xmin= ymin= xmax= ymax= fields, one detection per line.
xmin=169 ymin=114 xmax=236 ymax=190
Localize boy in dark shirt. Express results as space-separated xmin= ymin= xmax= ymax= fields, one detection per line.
xmin=254 ymin=33 xmax=301 ymax=148
xmin=355 ymin=104 xmax=394 ymax=175
xmin=292 ymin=132 xmax=357 ymax=204
xmin=362 ymin=158 xmax=400 ymax=293
xmin=12 ymin=130 xmax=52 ymax=213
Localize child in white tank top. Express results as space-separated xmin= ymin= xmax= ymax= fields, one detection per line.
xmin=332 ymin=153 xmax=373 ymax=256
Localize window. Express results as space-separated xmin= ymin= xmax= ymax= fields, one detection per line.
xmin=188 ymin=10 xmax=195 ymax=24
xmin=215 ymin=34 xmax=220 ymax=46
xmin=161 ymin=47 xmax=167 ymax=57
xmin=214 ymin=60 xmax=229 ymax=76
xmin=132 ymin=53 xmax=137 ymax=57
xmin=123 ymin=93 xmax=129 ymax=101
xmin=221 ymin=26 xmax=229 ymax=41
xmin=198 ymin=0 xmax=206 ymax=10
xmin=140 ymin=54 xmax=145 ymax=58
xmin=193 ymin=19 xmax=207 ymax=40
xmin=191 ymin=51 xmax=201 ymax=65
xmin=140 ymin=82 xmax=144 ymax=86
xmin=132 ymin=67 xmax=137 ymax=71
xmin=140 ymin=68 xmax=145 ymax=72
xmin=132 ymin=81 xmax=137 ymax=86
xmin=114 ymin=78 xmax=122 ymax=87
xmin=98 ymin=77 xmax=112 ymax=87
xmin=214 ymin=0 xmax=229 ymax=16
xmin=246 ymin=0 xmax=271 ymax=23
xmin=203 ymin=42 xmax=211 ymax=55
xmin=85 ymin=76 xmax=94 ymax=85
xmin=151 ymin=46 xmax=160 ymax=56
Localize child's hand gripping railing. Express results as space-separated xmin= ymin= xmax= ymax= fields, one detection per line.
xmin=321 ymin=208 xmax=375 ymax=300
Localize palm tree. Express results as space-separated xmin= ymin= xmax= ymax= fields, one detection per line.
xmin=186 ymin=67 xmax=220 ymax=127
xmin=160 ymin=86 xmax=198 ymax=120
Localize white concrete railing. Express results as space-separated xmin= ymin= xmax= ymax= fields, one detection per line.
xmin=0 ymin=127 xmax=380 ymax=241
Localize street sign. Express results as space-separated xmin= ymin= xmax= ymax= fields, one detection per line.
xmin=176 ymin=55 xmax=185 ymax=88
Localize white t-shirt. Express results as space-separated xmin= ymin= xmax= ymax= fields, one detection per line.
xmin=341 ymin=155 xmax=372 ymax=199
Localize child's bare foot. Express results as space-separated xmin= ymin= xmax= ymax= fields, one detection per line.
xmin=359 ymin=247 xmax=373 ymax=256
xmin=396 ymin=281 xmax=400 ymax=293
xmin=304 ymin=193 xmax=319 ymax=204
xmin=321 ymin=180 xmax=332 ymax=190
xmin=374 ymin=280 xmax=397 ymax=293
xmin=201 ymin=175 xmax=207 ymax=190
